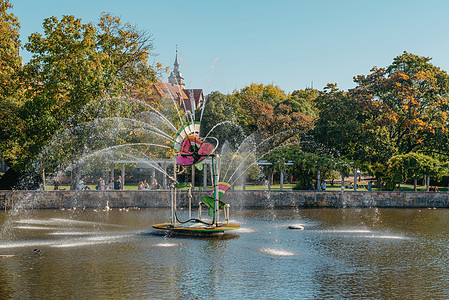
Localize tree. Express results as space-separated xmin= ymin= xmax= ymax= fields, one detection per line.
xmin=18 ymin=14 xmax=158 ymax=167
xmin=262 ymin=147 xmax=336 ymax=190
xmin=0 ymin=0 xmax=21 ymax=98
xmin=314 ymin=53 xmax=449 ymax=181
xmin=96 ymin=12 xmax=157 ymax=96
xmin=351 ymin=51 xmax=449 ymax=159
xmin=231 ymin=83 xmax=314 ymax=144
xmin=287 ymin=150 xmax=334 ymax=190
xmin=285 ymin=88 xmax=319 ymax=119
xmin=200 ymin=91 xmax=244 ymax=150
xmin=0 ymin=13 xmax=158 ymax=188
xmin=232 ymin=83 xmax=288 ymax=135
xmin=313 ymin=83 xmax=376 ymax=163
xmin=258 ymin=102 xmax=313 ymax=137
xmin=0 ymin=0 xmax=24 ymax=168
xmin=386 ymin=153 xmax=442 ymax=190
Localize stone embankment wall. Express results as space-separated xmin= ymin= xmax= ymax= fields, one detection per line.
xmin=1 ymin=190 xmax=449 ymax=210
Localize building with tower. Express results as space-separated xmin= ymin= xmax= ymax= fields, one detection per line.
xmin=136 ymin=50 xmax=204 ymax=113
xmin=167 ymin=50 xmax=184 ymax=88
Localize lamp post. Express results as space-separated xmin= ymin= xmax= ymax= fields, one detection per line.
xmin=339 ymin=161 xmax=346 ymax=192
xmin=315 ymin=161 xmax=321 ymax=191
xmin=350 ymin=162 xmax=357 ymax=191
xmin=277 ymin=160 xmax=284 ymax=191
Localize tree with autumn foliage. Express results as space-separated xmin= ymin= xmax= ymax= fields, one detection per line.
xmin=0 ymin=12 xmax=159 ymax=189
xmin=21 ymin=13 xmax=157 ymax=161
xmin=351 ymin=51 xmax=449 ymax=159
xmin=0 ymin=0 xmax=25 ymax=175
xmin=314 ymin=52 xmax=449 ymax=187
xmin=231 ymin=83 xmax=314 ymax=139
xmin=231 ymin=83 xmax=287 ymax=135
xmin=0 ymin=0 xmax=21 ymax=98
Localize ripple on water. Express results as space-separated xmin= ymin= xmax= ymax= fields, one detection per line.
xmin=360 ymin=234 xmax=408 ymax=240
xmin=260 ymin=248 xmax=295 ymax=256
xmin=14 ymin=218 xmax=124 ymax=227
xmin=155 ymin=242 xmax=180 ymax=247
xmin=325 ymin=229 xmax=372 ymax=233
xmin=48 ymin=231 xmax=97 ymax=236
xmin=0 ymin=240 xmax=55 ymax=249
xmin=50 ymin=234 xmax=129 ymax=248
xmin=321 ymin=228 xmax=408 ymax=240
xmin=235 ymin=227 xmax=256 ymax=233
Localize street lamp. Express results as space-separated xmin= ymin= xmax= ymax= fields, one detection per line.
xmin=315 ymin=161 xmax=321 ymax=191
xmin=350 ymin=162 xmax=357 ymax=191
xmin=338 ymin=161 xmax=347 ymax=191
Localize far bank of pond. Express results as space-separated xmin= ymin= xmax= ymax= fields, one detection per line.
xmin=1 ymin=190 xmax=448 ymax=210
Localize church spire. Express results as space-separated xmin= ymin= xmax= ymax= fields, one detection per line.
xmin=174 ymin=49 xmax=179 ymax=68
xmin=168 ymin=47 xmax=184 ymax=88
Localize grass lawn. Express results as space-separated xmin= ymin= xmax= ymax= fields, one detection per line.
xmin=44 ymin=183 xmax=448 ymax=192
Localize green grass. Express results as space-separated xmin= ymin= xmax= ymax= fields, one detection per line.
xmin=43 ymin=183 xmax=448 ymax=192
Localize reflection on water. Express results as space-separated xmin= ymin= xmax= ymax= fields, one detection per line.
xmin=1 ymin=208 xmax=449 ymax=299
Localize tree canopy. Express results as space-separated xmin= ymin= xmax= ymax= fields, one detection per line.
xmin=351 ymin=51 xmax=449 ymax=158
xmin=0 ymin=0 xmax=24 ymax=167
xmin=5 ymin=13 xmax=158 ymax=171
xmin=1 ymin=4 xmax=448 ymax=193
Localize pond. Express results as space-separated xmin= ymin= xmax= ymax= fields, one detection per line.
xmin=1 ymin=207 xmax=448 ymax=299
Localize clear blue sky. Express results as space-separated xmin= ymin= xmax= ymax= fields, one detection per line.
xmin=11 ymin=0 xmax=449 ymax=95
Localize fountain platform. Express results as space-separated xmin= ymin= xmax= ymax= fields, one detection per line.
xmin=152 ymin=222 xmax=240 ymax=237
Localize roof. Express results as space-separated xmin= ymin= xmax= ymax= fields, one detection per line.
xmin=152 ymin=81 xmax=188 ymax=100
xmin=133 ymin=81 xmax=204 ymax=112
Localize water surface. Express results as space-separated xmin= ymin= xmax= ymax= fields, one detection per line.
xmin=1 ymin=208 xmax=448 ymax=299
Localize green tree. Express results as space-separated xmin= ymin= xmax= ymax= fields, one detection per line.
xmin=231 ymin=83 xmax=314 ymax=145
xmin=0 ymin=13 xmax=158 ymax=189
xmin=0 ymin=0 xmax=21 ymax=96
xmin=232 ymin=83 xmax=288 ymax=135
xmin=313 ymin=83 xmax=376 ymax=163
xmin=386 ymin=153 xmax=442 ymax=190
xmin=285 ymin=88 xmax=319 ymax=118
xmin=96 ymin=12 xmax=157 ymax=96
xmin=200 ymin=91 xmax=244 ymax=150
xmin=263 ymin=147 xmax=336 ymax=190
xmin=19 ymin=14 xmax=157 ymax=166
xmin=351 ymin=51 xmax=449 ymax=159
xmin=0 ymin=0 xmax=24 ymax=167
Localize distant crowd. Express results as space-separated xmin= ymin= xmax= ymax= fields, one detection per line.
xmin=52 ymin=177 xmax=161 ymax=191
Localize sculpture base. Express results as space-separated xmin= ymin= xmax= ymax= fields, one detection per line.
xmin=152 ymin=222 xmax=240 ymax=237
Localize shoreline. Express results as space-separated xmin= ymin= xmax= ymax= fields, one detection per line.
xmin=1 ymin=190 xmax=448 ymax=210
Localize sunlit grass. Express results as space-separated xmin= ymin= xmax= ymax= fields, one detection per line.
xmin=43 ymin=183 xmax=448 ymax=192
